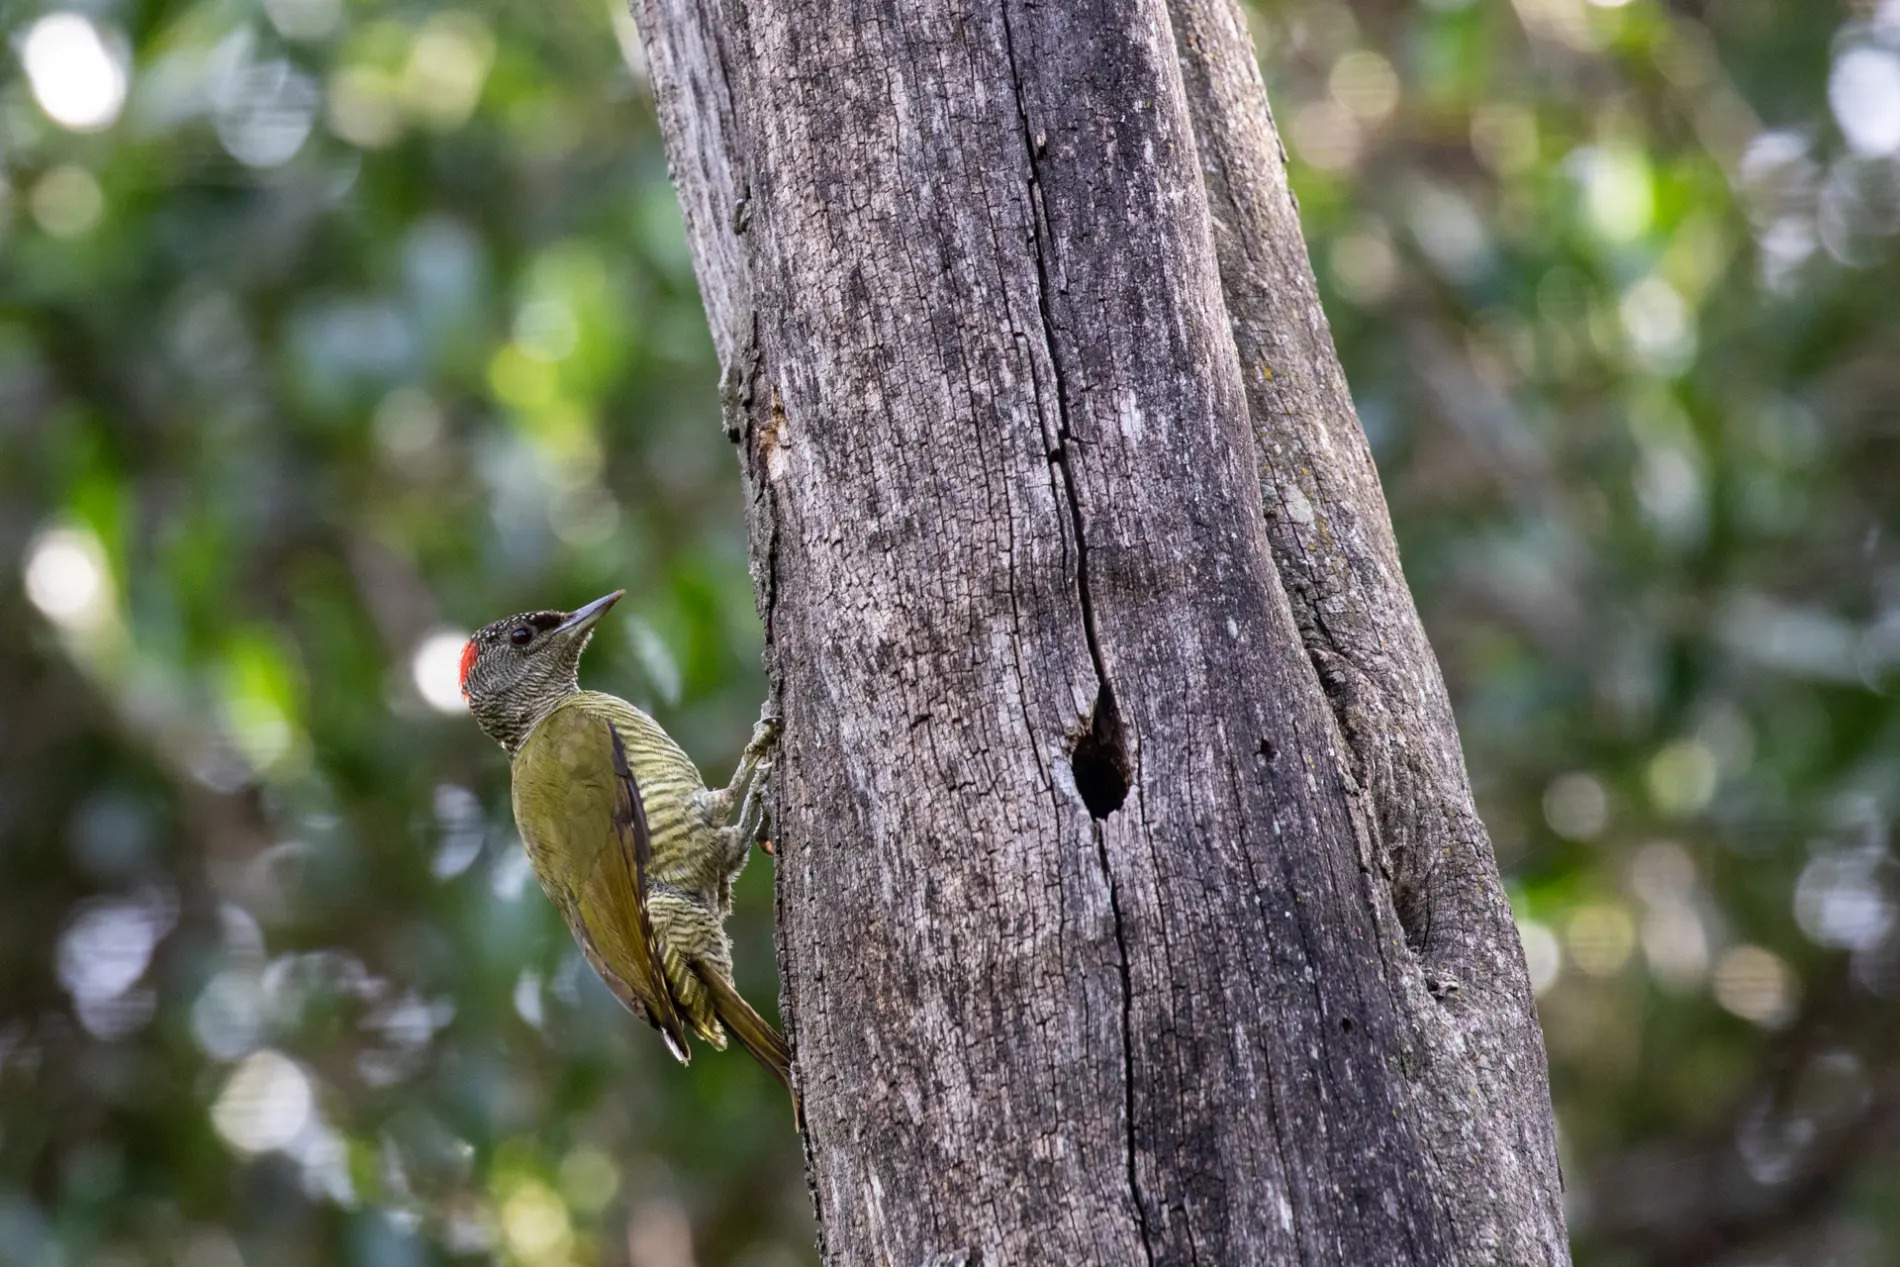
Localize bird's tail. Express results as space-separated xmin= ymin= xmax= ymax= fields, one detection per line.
xmin=693 ymin=963 xmax=794 ymax=1098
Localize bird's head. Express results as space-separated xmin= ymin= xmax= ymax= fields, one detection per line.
xmin=460 ymin=589 xmax=623 ymax=754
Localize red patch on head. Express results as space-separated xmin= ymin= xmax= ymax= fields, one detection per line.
xmin=458 ymin=639 xmax=479 ymax=696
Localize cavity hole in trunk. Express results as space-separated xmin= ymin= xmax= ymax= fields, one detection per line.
xmin=1072 ymin=684 xmax=1130 ymax=819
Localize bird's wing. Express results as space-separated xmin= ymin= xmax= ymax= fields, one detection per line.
xmin=517 ymin=706 xmax=692 ymax=1063
xmin=604 ymin=723 xmax=692 ymax=1060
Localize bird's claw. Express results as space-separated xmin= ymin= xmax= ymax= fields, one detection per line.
xmin=745 ymin=708 xmax=782 ymax=761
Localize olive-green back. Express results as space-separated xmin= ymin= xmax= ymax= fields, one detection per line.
xmin=510 ymin=694 xmax=703 ymax=1047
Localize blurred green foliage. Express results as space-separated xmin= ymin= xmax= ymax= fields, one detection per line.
xmin=0 ymin=0 xmax=1895 ymax=1264
xmin=1 ymin=0 xmax=804 ymax=1263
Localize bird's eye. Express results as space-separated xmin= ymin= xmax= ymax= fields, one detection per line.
xmin=509 ymin=626 xmax=534 ymax=647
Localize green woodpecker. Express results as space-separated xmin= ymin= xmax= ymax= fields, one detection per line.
xmin=458 ymin=590 xmax=790 ymax=1090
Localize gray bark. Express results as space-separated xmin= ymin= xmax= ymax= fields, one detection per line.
xmin=632 ymin=0 xmax=1568 ymax=1263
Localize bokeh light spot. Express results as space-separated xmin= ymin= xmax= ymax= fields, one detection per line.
xmin=413 ymin=630 xmax=473 ymax=713
xmin=192 ymin=970 xmax=266 ymax=1061
xmin=1572 ymin=146 xmax=1654 ymax=242
xmin=373 ymin=387 xmax=446 ymax=462
xmin=218 ymin=635 xmax=306 ymax=776
xmin=264 ymin=0 xmax=342 ymax=42
xmin=1712 ymin=945 xmax=1798 ymax=1027
xmin=1329 ymin=224 xmax=1399 ymax=307
xmin=1518 ymin=918 xmax=1561 ymax=995
xmin=557 ymin=1146 xmax=619 ymax=1216
xmin=1831 ymin=47 xmax=1900 ymax=156
xmin=1794 ymin=849 xmax=1896 ymax=951
xmin=489 ymin=344 xmax=560 ymax=410
xmin=29 ymin=166 xmax=105 ymax=238
xmin=214 ymin=61 xmax=320 ymax=169
xmin=514 ymin=299 xmax=580 ymax=364
xmin=1406 ymin=182 xmax=1490 ymax=281
xmin=548 ymin=483 xmax=621 ymax=549
xmin=1634 ymin=442 xmax=1705 ymax=536
xmin=57 ymin=897 xmax=167 ymax=1006
xmin=1646 ymin=739 xmax=1719 ymax=817
xmin=1620 ymin=277 xmax=1697 ymax=375
xmin=500 ymin=1179 xmax=571 ymax=1263
xmin=178 ymin=1230 xmax=246 ymax=1267
xmin=1566 ymin=904 xmax=1636 ymax=977
xmin=212 ymin=1050 xmax=313 ymax=1154
xmin=626 ymin=617 xmax=683 ymax=708
xmin=1291 ymin=101 xmax=1362 ymax=172
xmin=1641 ymin=903 xmax=1709 ymax=992
xmin=432 ymin=783 xmax=486 ymax=878
xmin=328 ymin=65 xmax=404 ymax=149
xmin=1329 ymin=51 xmax=1399 ymax=124
xmin=402 ymin=12 xmax=496 ymax=132
xmin=21 ymin=14 xmax=127 ymax=133
xmin=513 ymin=970 xmax=544 ymax=1029
xmin=1543 ymin=772 xmax=1609 ymax=840
xmin=626 ymin=1196 xmax=695 ymax=1267
xmin=1470 ymin=102 xmax=1539 ymax=175
xmin=24 ymin=525 xmax=113 ymax=631
xmin=224 ymin=696 xmax=293 ymax=772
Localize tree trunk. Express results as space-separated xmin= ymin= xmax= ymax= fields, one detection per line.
xmin=632 ymin=0 xmax=1569 ymax=1262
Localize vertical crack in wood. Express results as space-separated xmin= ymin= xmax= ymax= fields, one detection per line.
xmin=1094 ymin=817 xmax=1154 ymax=1266
xmin=997 ymin=4 xmax=1155 ymax=1262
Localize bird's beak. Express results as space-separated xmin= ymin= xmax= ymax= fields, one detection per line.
xmin=556 ymin=589 xmax=625 ymax=636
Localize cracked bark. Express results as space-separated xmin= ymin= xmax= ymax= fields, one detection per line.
xmin=634 ymin=0 xmax=1568 ymax=1262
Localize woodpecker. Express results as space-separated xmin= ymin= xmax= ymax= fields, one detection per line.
xmin=459 ymin=589 xmax=790 ymax=1090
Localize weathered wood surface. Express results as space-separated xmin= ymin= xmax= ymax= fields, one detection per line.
xmin=632 ymin=0 xmax=1569 ymax=1262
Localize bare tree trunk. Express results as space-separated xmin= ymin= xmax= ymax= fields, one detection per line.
xmin=633 ymin=0 xmax=1568 ymax=1263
